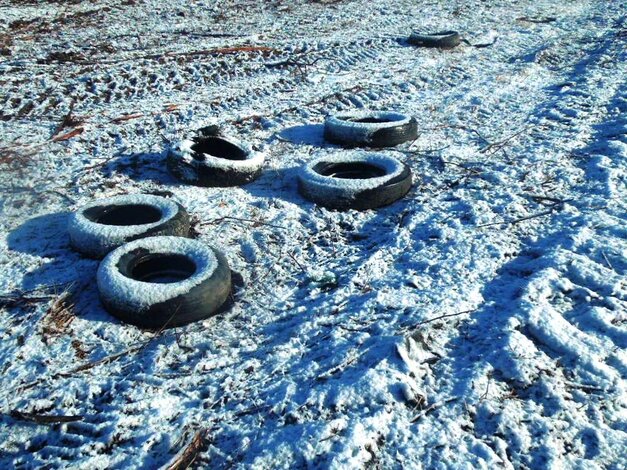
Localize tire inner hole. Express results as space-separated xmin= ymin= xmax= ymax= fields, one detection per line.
xmin=84 ymin=204 xmax=162 ymax=226
xmin=315 ymin=162 xmax=387 ymax=179
xmin=127 ymin=253 xmax=197 ymax=284
xmin=191 ymin=137 xmax=247 ymax=161
xmin=346 ymin=116 xmax=398 ymax=124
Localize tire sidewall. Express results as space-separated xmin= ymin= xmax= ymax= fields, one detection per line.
xmin=98 ymin=240 xmax=232 ymax=329
xmin=324 ymin=113 xmax=418 ymax=147
xmin=69 ymin=196 xmax=190 ymax=259
xmin=298 ymin=154 xmax=413 ymax=210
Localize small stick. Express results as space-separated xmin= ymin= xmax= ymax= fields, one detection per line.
xmin=461 ymin=37 xmax=498 ymax=48
xmin=316 ymin=353 xmax=362 ymax=381
xmin=521 ymin=193 xmax=569 ymax=205
xmin=15 ymin=327 xmax=168 ymax=392
xmin=111 ymin=113 xmax=144 ymax=123
xmin=52 ymin=127 xmax=84 ymax=142
xmin=201 ymin=216 xmax=287 ymax=230
xmin=286 ymin=251 xmax=306 ymax=273
xmin=410 ymin=397 xmax=458 ymax=423
xmin=441 ymin=160 xmax=482 ymax=175
xmin=477 ymin=203 xmax=562 ymax=228
xmin=480 ymin=128 xmax=527 ymax=154
xmin=601 ymin=251 xmax=614 ymax=271
xmin=517 ymin=16 xmax=557 ymax=24
xmin=413 ymin=309 xmax=475 ymax=327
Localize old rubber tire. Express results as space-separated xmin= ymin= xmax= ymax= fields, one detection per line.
xmin=167 ymin=133 xmax=265 ymax=187
xmin=324 ymin=111 xmax=418 ymax=148
xmin=68 ymin=194 xmax=190 ymax=259
xmin=408 ymin=31 xmax=461 ymax=49
xmin=298 ymin=152 xmax=412 ymax=210
xmin=97 ymin=236 xmax=232 ymax=329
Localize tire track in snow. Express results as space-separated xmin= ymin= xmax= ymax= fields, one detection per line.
xmin=395 ymin=16 xmax=626 ymax=469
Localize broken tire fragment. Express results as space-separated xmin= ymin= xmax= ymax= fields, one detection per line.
xmin=167 ymin=131 xmax=265 ymax=187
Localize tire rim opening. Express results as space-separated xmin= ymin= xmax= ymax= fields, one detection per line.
xmin=343 ymin=115 xmax=403 ymax=124
xmin=126 ymin=253 xmax=197 ymax=284
xmin=84 ymin=204 xmax=163 ymax=226
xmin=315 ymin=162 xmax=387 ymax=179
xmin=191 ymin=137 xmax=248 ymax=161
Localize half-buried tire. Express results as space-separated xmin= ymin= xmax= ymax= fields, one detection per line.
xmin=68 ymin=194 xmax=190 ymax=259
xmin=324 ymin=111 xmax=418 ymax=147
xmin=298 ymin=152 xmax=412 ymax=210
xmin=97 ymin=236 xmax=232 ymax=329
xmin=167 ymin=133 xmax=265 ymax=187
xmin=408 ymin=31 xmax=461 ymax=49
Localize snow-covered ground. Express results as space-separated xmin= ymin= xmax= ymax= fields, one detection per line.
xmin=0 ymin=0 xmax=625 ymax=468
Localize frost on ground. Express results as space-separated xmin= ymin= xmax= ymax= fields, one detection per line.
xmin=0 ymin=0 xmax=625 ymax=468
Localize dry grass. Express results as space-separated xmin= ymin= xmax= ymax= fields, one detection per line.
xmin=40 ymin=291 xmax=76 ymax=344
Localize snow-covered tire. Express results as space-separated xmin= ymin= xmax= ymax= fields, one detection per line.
xmin=69 ymin=194 xmax=190 ymax=259
xmin=324 ymin=111 xmax=418 ymax=147
xmin=167 ymin=134 xmax=265 ymax=187
xmin=408 ymin=31 xmax=461 ymax=49
xmin=298 ymin=153 xmax=412 ymax=210
xmin=97 ymin=236 xmax=232 ymax=329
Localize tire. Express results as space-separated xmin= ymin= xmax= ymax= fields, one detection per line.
xmin=97 ymin=236 xmax=232 ymax=329
xmin=324 ymin=111 xmax=418 ymax=147
xmin=69 ymin=194 xmax=190 ymax=259
xmin=298 ymin=152 xmax=412 ymax=210
xmin=167 ymin=133 xmax=265 ymax=187
xmin=408 ymin=31 xmax=461 ymax=49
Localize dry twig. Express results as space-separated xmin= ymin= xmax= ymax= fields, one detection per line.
xmin=164 ymin=428 xmax=210 ymax=470
xmin=410 ymin=397 xmax=458 ymax=423
xmin=414 ymin=309 xmax=476 ymax=327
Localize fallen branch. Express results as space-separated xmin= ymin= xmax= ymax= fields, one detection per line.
xmin=461 ymin=37 xmax=498 ymax=48
xmin=200 ymin=216 xmax=288 ymax=230
xmin=264 ymin=56 xmax=326 ymax=73
xmin=9 ymin=410 xmax=83 ymax=425
xmin=166 ymin=46 xmax=275 ymax=58
xmin=480 ymin=128 xmax=528 ymax=154
xmin=17 ymin=306 xmax=179 ymax=393
xmin=442 ymin=160 xmax=482 ymax=175
xmin=317 ymin=352 xmax=363 ymax=381
xmin=0 ymin=291 xmax=58 ymax=308
xmin=164 ymin=428 xmax=210 ymax=470
xmin=166 ymin=31 xmax=242 ymax=38
xmin=521 ymin=193 xmax=571 ymax=205
xmin=51 ymin=100 xmax=84 ymax=138
xmin=477 ymin=201 xmax=564 ymax=228
xmin=111 ymin=113 xmax=144 ymax=123
xmin=52 ymin=127 xmax=84 ymax=142
xmin=414 ymin=309 xmax=476 ymax=327
xmin=16 ymin=343 xmax=142 ymax=393
xmin=517 ymin=16 xmax=557 ymax=24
